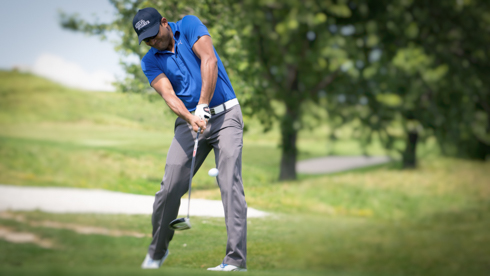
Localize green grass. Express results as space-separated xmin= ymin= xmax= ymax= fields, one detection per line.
xmin=1 ymin=70 xmax=490 ymax=275
xmin=1 ymin=207 xmax=489 ymax=276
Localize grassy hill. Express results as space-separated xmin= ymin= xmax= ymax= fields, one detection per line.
xmin=1 ymin=70 xmax=489 ymax=275
xmin=0 ymin=70 xmax=387 ymax=196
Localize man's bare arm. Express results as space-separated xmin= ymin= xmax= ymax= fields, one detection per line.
xmin=151 ymin=73 xmax=206 ymax=132
xmin=192 ymin=35 xmax=218 ymax=105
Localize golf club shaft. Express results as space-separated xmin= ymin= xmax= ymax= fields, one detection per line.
xmin=187 ymin=128 xmax=201 ymax=218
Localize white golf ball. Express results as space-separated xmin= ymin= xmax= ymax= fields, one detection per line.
xmin=208 ymin=168 xmax=219 ymax=177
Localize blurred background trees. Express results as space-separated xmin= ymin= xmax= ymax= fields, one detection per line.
xmin=61 ymin=0 xmax=490 ymax=180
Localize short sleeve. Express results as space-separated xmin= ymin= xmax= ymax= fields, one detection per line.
xmin=141 ymin=55 xmax=162 ymax=85
xmin=180 ymin=15 xmax=210 ymax=47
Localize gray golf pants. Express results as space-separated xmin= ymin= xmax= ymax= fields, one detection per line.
xmin=148 ymin=104 xmax=247 ymax=268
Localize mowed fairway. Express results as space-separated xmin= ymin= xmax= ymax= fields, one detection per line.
xmin=1 ymin=71 xmax=490 ymax=276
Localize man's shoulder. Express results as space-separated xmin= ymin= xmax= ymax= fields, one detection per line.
xmin=142 ymin=48 xmax=157 ymax=61
xmin=141 ymin=49 xmax=159 ymax=71
xmin=180 ymin=15 xmax=203 ymax=27
xmin=181 ymin=14 xmax=200 ymax=21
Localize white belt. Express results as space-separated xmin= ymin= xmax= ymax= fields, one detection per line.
xmin=192 ymin=98 xmax=239 ymax=116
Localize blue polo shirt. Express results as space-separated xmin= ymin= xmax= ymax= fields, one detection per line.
xmin=141 ymin=15 xmax=236 ymax=111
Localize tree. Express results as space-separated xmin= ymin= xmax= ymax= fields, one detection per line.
xmin=321 ymin=0 xmax=490 ymax=168
xmin=61 ymin=0 xmax=361 ymax=180
xmin=221 ymin=0 xmax=366 ymax=180
xmin=407 ymin=0 xmax=490 ymax=160
xmin=316 ymin=0 xmax=447 ymax=168
xmin=62 ymin=0 xmax=489 ymax=178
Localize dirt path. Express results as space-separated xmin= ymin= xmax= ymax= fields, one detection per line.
xmin=0 ymin=184 xmax=268 ymax=217
xmin=0 ymin=156 xmax=391 ymax=217
xmin=297 ymin=155 xmax=391 ymax=174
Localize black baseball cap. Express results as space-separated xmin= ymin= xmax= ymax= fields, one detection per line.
xmin=133 ymin=8 xmax=162 ymax=44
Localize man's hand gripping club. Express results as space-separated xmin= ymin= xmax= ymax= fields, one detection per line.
xmin=187 ymin=114 xmax=207 ymax=134
xmin=195 ymin=104 xmax=212 ymax=121
xmin=189 ymin=104 xmax=211 ymax=134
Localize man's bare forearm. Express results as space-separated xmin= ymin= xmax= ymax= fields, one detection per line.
xmin=158 ymin=91 xmax=193 ymax=122
xmin=198 ymin=56 xmax=218 ymax=105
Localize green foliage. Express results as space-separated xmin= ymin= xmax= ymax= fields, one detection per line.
xmin=405 ymin=0 xmax=490 ymax=159
xmin=58 ymin=0 xmax=490 ymax=178
xmin=59 ymin=0 xmax=364 ymax=180
xmin=319 ymin=0 xmax=490 ymax=165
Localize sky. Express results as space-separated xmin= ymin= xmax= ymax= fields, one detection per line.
xmin=0 ymin=0 xmax=133 ymax=91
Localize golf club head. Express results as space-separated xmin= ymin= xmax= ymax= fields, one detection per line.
xmin=169 ymin=217 xmax=191 ymax=231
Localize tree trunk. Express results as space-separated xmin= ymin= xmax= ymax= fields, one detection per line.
xmin=402 ymin=130 xmax=418 ymax=169
xmin=279 ymin=106 xmax=299 ymax=180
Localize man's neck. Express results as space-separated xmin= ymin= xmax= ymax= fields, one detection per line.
xmin=168 ymin=38 xmax=175 ymax=53
xmin=168 ymin=25 xmax=175 ymax=52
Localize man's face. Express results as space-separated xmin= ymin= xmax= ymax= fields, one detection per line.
xmin=145 ymin=18 xmax=173 ymax=51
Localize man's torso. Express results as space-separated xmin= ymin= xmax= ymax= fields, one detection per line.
xmin=141 ymin=15 xmax=236 ymax=111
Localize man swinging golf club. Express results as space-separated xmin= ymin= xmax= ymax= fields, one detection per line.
xmin=133 ymin=8 xmax=247 ymax=271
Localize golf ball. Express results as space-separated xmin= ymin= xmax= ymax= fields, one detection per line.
xmin=208 ymin=168 xmax=219 ymax=177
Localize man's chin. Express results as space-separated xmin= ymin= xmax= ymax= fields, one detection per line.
xmin=153 ymin=44 xmax=167 ymax=51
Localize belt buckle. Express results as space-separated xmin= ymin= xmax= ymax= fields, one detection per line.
xmin=210 ymin=108 xmax=216 ymax=115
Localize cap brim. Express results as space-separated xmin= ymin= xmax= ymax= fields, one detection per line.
xmin=138 ymin=23 xmax=160 ymax=44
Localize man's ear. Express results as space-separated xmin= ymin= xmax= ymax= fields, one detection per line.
xmin=161 ymin=17 xmax=168 ymax=25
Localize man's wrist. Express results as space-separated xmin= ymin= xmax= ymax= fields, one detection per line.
xmin=183 ymin=112 xmax=195 ymax=123
xmin=198 ymin=95 xmax=210 ymax=106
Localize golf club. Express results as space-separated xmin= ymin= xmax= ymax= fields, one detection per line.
xmin=169 ymin=127 xmax=201 ymax=231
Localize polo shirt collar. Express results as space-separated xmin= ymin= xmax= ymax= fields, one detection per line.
xmin=169 ymin=22 xmax=180 ymax=37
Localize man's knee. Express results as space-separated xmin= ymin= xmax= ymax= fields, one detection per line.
xmin=162 ymin=164 xmax=190 ymax=193
xmin=218 ymin=147 xmax=242 ymax=162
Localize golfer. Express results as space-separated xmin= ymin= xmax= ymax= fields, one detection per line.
xmin=132 ymin=8 xmax=247 ymax=271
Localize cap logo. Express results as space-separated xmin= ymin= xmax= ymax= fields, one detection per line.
xmin=135 ymin=20 xmax=150 ymax=30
